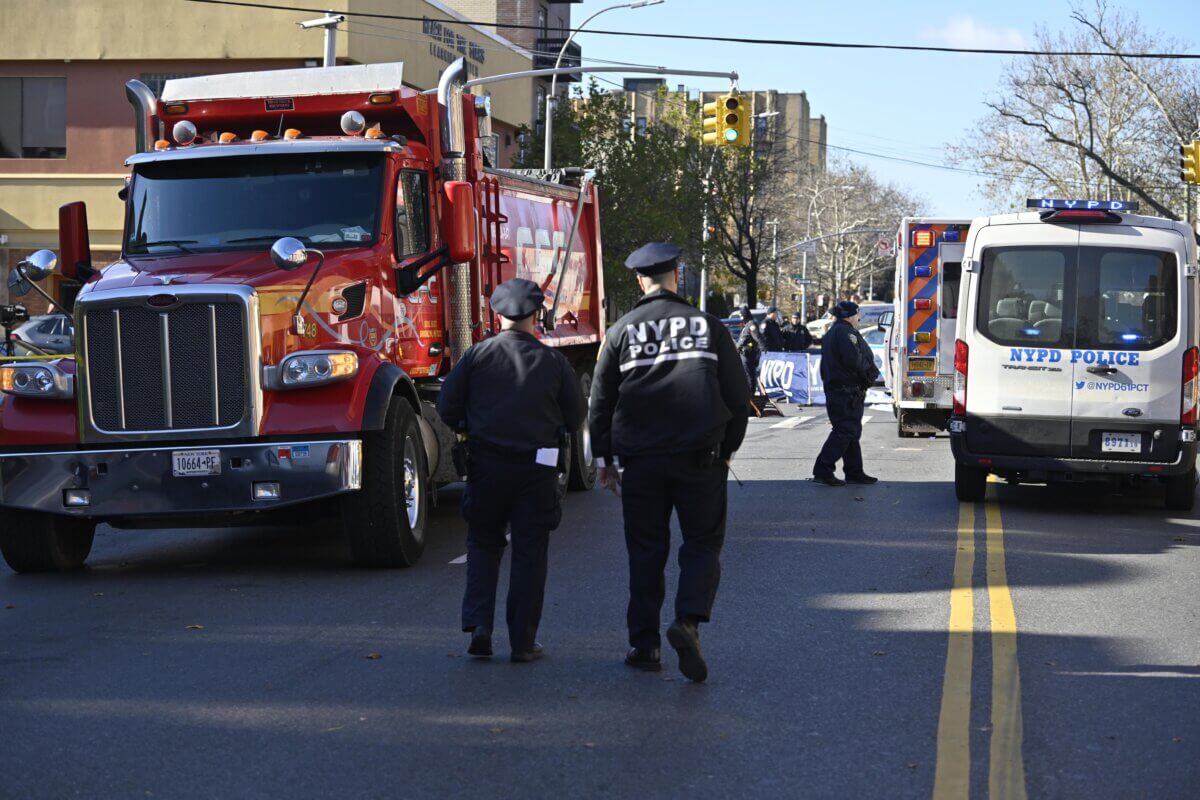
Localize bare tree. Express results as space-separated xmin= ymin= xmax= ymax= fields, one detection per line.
xmin=953 ymin=1 xmax=1199 ymax=220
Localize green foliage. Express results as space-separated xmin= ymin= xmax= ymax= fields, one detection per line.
xmin=516 ymin=82 xmax=710 ymax=315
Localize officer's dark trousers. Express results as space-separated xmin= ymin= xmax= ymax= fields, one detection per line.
xmin=815 ymin=387 xmax=865 ymax=478
xmin=460 ymin=452 xmax=562 ymax=653
xmin=620 ymin=453 xmax=727 ymax=650
xmin=742 ymin=353 xmax=759 ymax=390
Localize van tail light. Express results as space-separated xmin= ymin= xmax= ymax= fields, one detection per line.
xmin=1182 ymin=346 xmax=1199 ymax=426
xmin=953 ymin=339 xmax=968 ymax=416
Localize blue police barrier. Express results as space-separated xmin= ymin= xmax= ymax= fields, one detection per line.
xmin=756 ymin=351 xmax=811 ymax=405
xmin=807 ymin=354 xmax=826 ymax=406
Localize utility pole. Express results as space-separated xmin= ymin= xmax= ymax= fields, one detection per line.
xmin=299 ymin=11 xmax=345 ymax=67
xmin=767 ymin=219 xmax=779 ymax=305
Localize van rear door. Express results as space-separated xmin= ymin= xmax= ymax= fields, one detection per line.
xmin=1068 ymin=226 xmax=1190 ymax=462
xmin=964 ymin=222 xmax=1078 ymax=457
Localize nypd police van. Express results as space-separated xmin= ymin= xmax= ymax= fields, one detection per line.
xmin=949 ymin=199 xmax=1198 ymax=510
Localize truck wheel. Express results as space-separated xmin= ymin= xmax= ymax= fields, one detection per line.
xmin=568 ymin=370 xmax=598 ymax=492
xmin=0 ymin=509 xmax=95 ymax=573
xmin=954 ymin=462 xmax=988 ymax=503
xmin=1164 ymin=468 xmax=1196 ymax=511
xmin=342 ymin=398 xmax=429 ymax=568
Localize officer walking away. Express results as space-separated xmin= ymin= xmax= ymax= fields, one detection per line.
xmin=813 ymin=300 xmax=880 ymax=487
xmin=761 ymin=307 xmax=786 ymax=352
xmin=736 ymin=304 xmax=764 ymax=387
xmin=437 ymin=279 xmax=585 ymax=663
xmin=783 ymin=311 xmax=813 ymax=352
xmin=589 ymin=243 xmax=751 ymax=683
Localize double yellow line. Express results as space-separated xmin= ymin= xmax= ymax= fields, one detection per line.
xmin=932 ymin=492 xmax=1027 ymax=800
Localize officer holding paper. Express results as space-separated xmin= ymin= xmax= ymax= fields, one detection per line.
xmin=589 ymin=242 xmax=751 ymax=682
xmin=437 ymin=278 xmax=585 ymax=664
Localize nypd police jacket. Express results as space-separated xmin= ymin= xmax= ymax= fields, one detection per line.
xmin=589 ymin=290 xmax=751 ymax=463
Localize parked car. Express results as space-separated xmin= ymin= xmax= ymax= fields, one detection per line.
xmin=12 ymin=314 xmax=74 ymax=354
xmin=859 ymin=323 xmax=887 ymax=386
xmin=807 ymin=302 xmax=891 ymax=342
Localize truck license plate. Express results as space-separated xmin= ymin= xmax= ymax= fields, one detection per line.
xmin=172 ymin=449 xmax=222 ymax=477
xmin=1101 ymin=432 xmax=1141 ymax=454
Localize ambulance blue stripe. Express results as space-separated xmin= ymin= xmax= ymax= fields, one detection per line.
xmin=914 ymin=280 xmax=938 ymax=301
xmin=918 ymin=314 xmax=937 ymax=333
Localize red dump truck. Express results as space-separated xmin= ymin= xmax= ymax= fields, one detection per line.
xmin=0 ymin=59 xmax=605 ymax=572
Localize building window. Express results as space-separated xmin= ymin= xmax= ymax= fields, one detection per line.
xmin=636 ymin=116 xmax=648 ymax=137
xmin=0 ymin=77 xmax=67 ymax=159
xmin=538 ymin=6 xmax=548 ymax=37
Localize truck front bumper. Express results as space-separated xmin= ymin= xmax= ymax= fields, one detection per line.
xmin=0 ymin=439 xmax=362 ymax=518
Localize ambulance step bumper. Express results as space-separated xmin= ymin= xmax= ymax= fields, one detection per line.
xmin=0 ymin=439 xmax=362 ymax=518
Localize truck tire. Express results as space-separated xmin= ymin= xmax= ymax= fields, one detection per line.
xmin=1164 ymin=468 xmax=1196 ymax=511
xmin=0 ymin=509 xmax=95 ymax=573
xmin=342 ymin=398 xmax=429 ymax=568
xmin=954 ymin=462 xmax=988 ymax=503
xmin=568 ymin=369 xmax=598 ymax=492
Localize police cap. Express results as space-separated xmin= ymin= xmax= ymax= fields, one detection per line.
xmin=625 ymin=242 xmax=682 ymax=276
xmin=490 ymin=278 xmax=545 ymax=320
xmin=831 ymin=300 xmax=860 ymax=319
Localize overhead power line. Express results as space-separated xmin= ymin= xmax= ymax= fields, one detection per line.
xmin=185 ymin=0 xmax=1200 ymax=59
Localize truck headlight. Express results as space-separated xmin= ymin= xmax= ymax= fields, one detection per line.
xmin=264 ymin=351 xmax=358 ymax=390
xmin=0 ymin=363 xmax=73 ymax=399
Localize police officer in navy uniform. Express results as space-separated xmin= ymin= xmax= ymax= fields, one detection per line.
xmin=736 ymin=303 xmax=764 ymax=386
xmin=437 ymin=279 xmax=585 ymax=663
xmin=589 ymin=243 xmax=751 ymax=682
xmin=813 ymin=300 xmax=880 ymax=487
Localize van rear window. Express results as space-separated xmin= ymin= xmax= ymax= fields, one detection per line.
xmin=977 ymin=247 xmax=1070 ymax=347
xmin=1075 ymin=249 xmax=1176 ymax=351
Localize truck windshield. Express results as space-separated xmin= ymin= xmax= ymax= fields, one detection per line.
xmin=125 ymin=153 xmax=384 ymax=256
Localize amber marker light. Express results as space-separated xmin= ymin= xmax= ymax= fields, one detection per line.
xmin=153 ymin=139 xmax=171 ymax=151
xmin=368 ymin=93 xmax=394 ymax=105
xmin=251 ymin=130 xmax=270 ymax=141
xmin=364 ymin=127 xmax=386 ymax=140
xmin=284 ymin=128 xmax=302 ymax=140
xmin=218 ymin=132 xmax=237 ymax=144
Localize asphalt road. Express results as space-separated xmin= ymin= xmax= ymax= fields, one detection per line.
xmin=1 ymin=406 xmax=1197 ymax=799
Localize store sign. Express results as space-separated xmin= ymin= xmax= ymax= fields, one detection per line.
xmin=422 ymin=18 xmax=486 ymax=78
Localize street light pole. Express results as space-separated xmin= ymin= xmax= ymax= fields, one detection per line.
xmin=544 ymin=0 xmax=664 ymax=171
xmin=298 ymin=12 xmax=345 ymax=67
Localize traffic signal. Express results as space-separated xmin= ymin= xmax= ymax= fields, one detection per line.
xmin=1181 ymin=140 xmax=1200 ymax=185
xmin=722 ymin=94 xmax=750 ymax=148
xmin=702 ymin=93 xmax=750 ymax=147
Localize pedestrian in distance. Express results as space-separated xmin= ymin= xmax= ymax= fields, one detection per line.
xmin=589 ymin=242 xmax=752 ymax=683
xmin=783 ymin=311 xmax=814 ymax=352
xmin=436 ymin=278 xmax=586 ymax=663
xmin=761 ymin=307 xmax=786 ymax=352
xmin=813 ymin=300 xmax=881 ymax=487
xmin=736 ymin=304 xmax=764 ymax=387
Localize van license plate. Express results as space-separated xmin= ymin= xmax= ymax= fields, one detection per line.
xmin=1101 ymin=433 xmax=1141 ymax=453
xmin=172 ymin=449 xmax=222 ymax=477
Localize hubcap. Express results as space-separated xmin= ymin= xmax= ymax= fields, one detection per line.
xmin=403 ymin=435 xmax=422 ymax=537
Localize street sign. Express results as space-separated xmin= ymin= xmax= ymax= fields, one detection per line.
xmin=876 ymin=236 xmax=895 ymax=257
xmin=796 ymin=241 xmax=817 ymax=254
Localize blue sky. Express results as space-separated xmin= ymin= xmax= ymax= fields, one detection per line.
xmin=571 ymin=0 xmax=1198 ymax=217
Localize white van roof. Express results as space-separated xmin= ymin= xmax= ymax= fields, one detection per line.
xmin=972 ymin=210 xmax=1192 ymax=238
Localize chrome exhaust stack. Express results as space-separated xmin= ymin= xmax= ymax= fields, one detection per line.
xmin=437 ymin=58 xmax=474 ymax=366
xmin=124 ymin=79 xmax=158 ymax=154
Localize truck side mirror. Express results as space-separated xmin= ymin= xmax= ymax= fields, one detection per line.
xmin=441 ymin=181 xmax=476 ymax=264
xmin=270 ymin=237 xmax=310 ymax=271
xmin=59 ymin=201 xmax=94 ymax=280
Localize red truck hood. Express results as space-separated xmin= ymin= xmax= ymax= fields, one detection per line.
xmin=84 ymin=252 xmax=278 ymax=292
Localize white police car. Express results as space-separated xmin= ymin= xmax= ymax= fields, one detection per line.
xmin=950 ymin=199 xmax=1198 ymax=510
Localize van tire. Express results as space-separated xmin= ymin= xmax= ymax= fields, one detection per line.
xmin=342 ymin=398 xmax=429 ymax=568
xmin=1164 ymin=468 xmax=1196 ymax=511
xmin=954 ymin=462 xmax=988 ymax=503
xmin=567 ymin=369 xmax=598 ymax=492
xmin=0 ymin=510 xmax=95 ymax=573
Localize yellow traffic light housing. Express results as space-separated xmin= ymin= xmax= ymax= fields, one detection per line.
xmin=722 ymin=94 xmax=750 ymax=148
xmin=1181 ymin=140 xmax=1200 ymax=185
xmin=702 ymin=93 xmax=751 ymax=147
xmin=702 ymin=98 xmax=722 ymax=146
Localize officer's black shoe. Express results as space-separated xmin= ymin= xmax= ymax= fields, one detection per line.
xmin=624 ymin=647 xmax=663 ymax=672
xmin=812 ymin=474 xmax=847 ymax=487
xmin=511 ymin=643 xmax=545 ymax=663
xmin=468 ymin=626 xmax=493 ymax=658
xmin=845 ymin=473 xmax=879 ymax=485
xmin=666 ymin=620 xmax=708 ymax=683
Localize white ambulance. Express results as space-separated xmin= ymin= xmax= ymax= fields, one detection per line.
xmin=950 ymin=199 xmax=1198 ymax=510
xmin=890 ymin=218 xmax=972 ymax=436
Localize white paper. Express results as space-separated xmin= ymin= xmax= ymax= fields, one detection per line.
xmin=535 ymin=448 xmax=559 ymax=467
